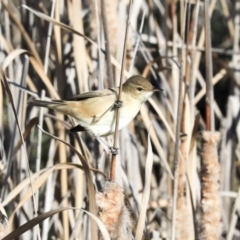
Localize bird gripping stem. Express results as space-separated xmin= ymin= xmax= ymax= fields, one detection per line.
xmin=110 ymin=0 xmax=133 ymax=181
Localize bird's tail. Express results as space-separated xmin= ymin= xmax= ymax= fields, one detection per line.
xmin=29 ymin=99 xmax=79 ymax=119
xmin=29 ymin=99 xmax=65 ymax=109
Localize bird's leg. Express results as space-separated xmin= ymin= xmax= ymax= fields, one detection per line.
xmin=96 ymin=136 xmax=109 ymax=152
xmin=106 ymin=101 xmax=123 ymax=155
xmin=95 ymin=99 xmax=122 ymax=154
xmin=96 ymin=136 xmax=119 ymax=155
xmin=114 ymin=100 xmax=123 ymax=108
xmin=109 ymin=147 xmax=119 ymax=155
xmin=93 ymin=104 xmax=115 ymax=123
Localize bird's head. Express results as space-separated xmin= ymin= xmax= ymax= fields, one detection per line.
xmin=123 ymin=75 xmax=162 ymax=103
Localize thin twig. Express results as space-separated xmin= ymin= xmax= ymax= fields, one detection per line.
xmin=94 ymin=0 xmax=103 ymax=89
xmin=110 ymin=0 xmax=133 ymax=181
xmin=33 ymin=90 xmax=45 ymax=240
xmin=129 ymin=10 xmax=145 ymax=75
xmin=1 ymin=55 xmax=29 ymax=199
xmin=171 ymin=1 xmax=187 ymax=239
xmin=189 ymin=0 xmax=200 ymax=105
xmin=43 ymin=0 xmax=56 ymax=74
xmin=0 ymin=64 xmax=39 ymax=236
xmin=227 ymin=186 xmax=240 ymax=239
xmin=1 ymin=1 xmax=42 ymax=65
xmin=101 ymin=0 xmax=114 ymax=88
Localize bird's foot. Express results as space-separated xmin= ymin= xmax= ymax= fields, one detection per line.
xmin=96 ymin=137 xmax=119 ymax=154
xmin=114 ymin=100 xmax=123 ymax=108
xmin=109 ymin=147 xmax=119 ymax=155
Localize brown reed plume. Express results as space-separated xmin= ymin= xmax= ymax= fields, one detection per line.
xmin=96 ymin=181 xmax=132 ymax=240
xmin=200 ymin=131 xmax=221 ymax=239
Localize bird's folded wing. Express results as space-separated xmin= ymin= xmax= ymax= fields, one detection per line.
xmin=66 ymin=88 xmax=118 ymax=101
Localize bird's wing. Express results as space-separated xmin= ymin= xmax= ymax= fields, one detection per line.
xmin=30 ymin=88 xmax=120 ymax=128
xmin=64 ymin=92 xmax=117 ymax=123
xmin=66 ymin=88 xmax=118 ymax=101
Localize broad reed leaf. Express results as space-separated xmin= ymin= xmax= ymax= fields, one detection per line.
xmin=37 ymin=126 xmax=98 ymax=237
xmin=29 ymin=56 xmax=59 ymax=99
xmin=3 ymin=208 xmax=73 ymax=240
xmin=135 ymin=128 xmax=154 ymax=240
xmin=12 ymin=117 xmax=39 ymax=156
xmin=0 ymin=67 xmax=37 ymax=217
xmin=3 ymin=208 xmax=110 ymax=240
xmin=148 ymin=98 xmax=175 ymax=141
xmin=140 ymin=104 xmax=173 ymax=179
xmin=2 ymin=49 xmax=29 ymax=70
xmin=2 ymin=162 xmax=104 ymax=208
xmin=82 ymin=210 xmax=111 ymax=240
xmin=21 ymin=4 xmax=129 ymax=78
xmin=1 ymin=1 xmax=42 ymax=65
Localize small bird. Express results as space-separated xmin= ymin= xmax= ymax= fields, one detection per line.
xmin=30 ymin=75 xmax=162 ymax=137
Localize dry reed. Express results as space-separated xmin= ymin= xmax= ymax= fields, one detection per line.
xmin=0 ymin=0 xmax=239 ymax=239
xmin=200 ymin=131 xmax=221 ymax=239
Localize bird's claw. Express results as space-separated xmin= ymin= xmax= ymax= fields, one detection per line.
xmin=114 ymin=101 xmax=123 ymax=108
xmin=109 ymin=147 xmax=119 ymax=155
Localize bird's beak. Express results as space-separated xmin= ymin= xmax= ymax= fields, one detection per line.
xmin=152 ymin=87 xmax=163 ymax=92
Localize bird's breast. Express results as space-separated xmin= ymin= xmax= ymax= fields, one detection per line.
xmin=90 ymin=95 xmax=141 ymax=136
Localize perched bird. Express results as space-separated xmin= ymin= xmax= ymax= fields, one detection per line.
xmin=30 ymin=75 xmax=162 ymax=137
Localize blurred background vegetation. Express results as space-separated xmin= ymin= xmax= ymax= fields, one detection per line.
xmin=0 ymin=0 xmax=240 ymax=239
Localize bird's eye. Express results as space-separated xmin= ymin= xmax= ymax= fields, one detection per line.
xmin=137 ymin=87 xmax=143 ymax=92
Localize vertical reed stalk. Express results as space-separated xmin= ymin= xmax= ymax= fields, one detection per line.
xmin=111 ymin=0 xmax=133 ymax=181
xmin=204 ymin=0 xmax=214 ymax=131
